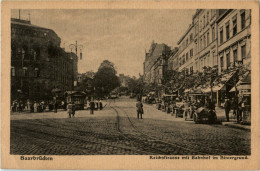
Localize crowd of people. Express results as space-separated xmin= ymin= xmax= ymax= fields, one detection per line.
xmin=11 ymin=100 xmax=61 ymax=113
xmin=11 ymin=98 xmax=104 ymax=118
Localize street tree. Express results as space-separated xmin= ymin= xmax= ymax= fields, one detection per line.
xmin=94 ymin=60 xmax=120 ymax=97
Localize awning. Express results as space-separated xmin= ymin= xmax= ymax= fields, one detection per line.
xmin=201 ymin=84 xmax=226 ymax=93
xmin=201 ymin=87 xmax=211 ymax=93
xmin=230 ymin=84 xmax=251 ymax=92
xmin=212 ymin=84 xmax=226 ymax=91
xmin=184 ymin=89 xmax=191 ymax=93
xmin=149 ymin=91 xmax=155 ymax=95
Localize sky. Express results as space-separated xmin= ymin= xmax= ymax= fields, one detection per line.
xmin=11 ymin=9 xmax=196 ymax=77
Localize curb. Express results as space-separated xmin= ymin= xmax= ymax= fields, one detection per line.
xmin=222 ymin=122 xmax=251 ymax=131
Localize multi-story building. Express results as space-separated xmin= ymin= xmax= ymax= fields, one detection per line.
xmin=216 ymin=9 xmax=251 ymax=106
xmin=177 ymin=24 xmax=195 ymax=74
xmin=217 ymin=9 xmax=251 ymax=72
xmin=178 ymin=9 xmax=227 ymax=73
xmin=167 ymin=47 xmax=179 ymax=71
xmin=143 ymin=41 xmax=171 ymax=84
xmin=11 ymin=18 xmax=78 ymax=102
xmin=195 ymin=9 xmax=219 ymax=72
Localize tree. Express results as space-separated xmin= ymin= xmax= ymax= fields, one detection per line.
xmin=94 ymin=60 xmax=120 ymax=97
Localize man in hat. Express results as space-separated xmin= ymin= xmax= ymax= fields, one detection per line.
xmin=224 ymin=97 xmax=231 ymax=122
xmin=90 ymin=98 xmax=95 ymax=114
xmin=136 ymin=99 xmax=144 ymax=119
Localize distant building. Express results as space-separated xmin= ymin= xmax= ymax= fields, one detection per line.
xmin=143 ymin=41 xmax=171 ymax=84
xmin=167 ymin=47 xmax=179 ymax=71
xmin=11 ymin=18 xmax=78 ymax=102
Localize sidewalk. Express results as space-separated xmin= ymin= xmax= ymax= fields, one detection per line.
xmin=145 ymin=103 xmax=251 ymax=130
xmin=222 ymin=122 xmax=251 ymax=131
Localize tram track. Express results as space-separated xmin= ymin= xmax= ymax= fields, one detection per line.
xmin=11 ymin=115 xmax=151 ymax=155
xmin=117 ymin=103 xmax=237 ymax=155
xmin=111 ymin=104 xmax=209 ymax=155
xmin=111 ymin=105 xmax=171 ymax=155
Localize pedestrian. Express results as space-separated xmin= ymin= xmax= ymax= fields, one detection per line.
xmin=64 ymin=101 xmax=67 ymax=110
xmin=12 ymin=101 xmax=17 ymax=112
xmin=95 ymin=99 xmax=99 ymax=110
xmin=90 ymin=99 xmax=95 ymax=114
xmin=30 ymin=101 xmax=34 ymax=113
xmin=54 ymin=101 xmax=58 ymax=113
xmin=231 ymin=98 xmax=237 ymax=118
xmin=17 ymin=101 xmax=21 ymax=113
xmin=136 ymin=99 xmax=143 ymax=119
xmin=34 ymin=101 xmax=37 ymax=113
xmin=67 ymin=102 xmax=73 ymax=118
xmin=224 ymin=97 xmax=231 ymax=122
xmin=99 ymin=99 xmax=103 ymax=110
xmin=61 ymin=101 xmax=65 ymax=110
xmin=72 ymin=102 xmax=76 ymax=117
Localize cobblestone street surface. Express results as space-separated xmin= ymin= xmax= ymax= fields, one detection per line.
xmin=10 ymin=97 xmax=250 ymax=155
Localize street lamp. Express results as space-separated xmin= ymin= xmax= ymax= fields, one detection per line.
xmin=69 ymin=41 xmax=84 ymax=60
xmin=17 ymin=48 xmax=25 ymax=100
xmin=69 ymin=41 xmax=84 ymax=91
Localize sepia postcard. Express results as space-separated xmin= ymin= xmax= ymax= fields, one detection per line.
xmin=1 ymin=0 xmax=260 ymax=170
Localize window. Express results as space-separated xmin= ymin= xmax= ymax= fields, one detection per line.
xmin=190 ymin=49 xmax=193 ymax=57
xmin=226 ymin=22 xmax=230 ymax=40
xmin=212 ymin=52 xmax=215 ymax=66
xmin=220 ymin=28 xmax=223 ymax=44
xmin=207 ymin=11 xmax=209 ymax=24
xmin=11 ymin=67 xmax=15 ymax=76
xmin=212 ymin=26 xmax=215 ymax=40
xmin=203 ymin=35 xmax=206 ymax=48
xmin=203 ymin=15 xmax=205 ymax=27
xmin=186 ymin=39 xmax=188 ymax=46
xmin=23 ymin=67 xmax=28 ymax=77
xmin=207 ymin=32 xmax=210 ymax=46
xmin=241 ymin=11 xmax=246 ymax=29
xmin=190 ymin=66 xmax=193 ymax=74
xmin=186 ymin=52 xmax=189 ymax=61
xmin=190 ymin=34 xmax=193 ymax=41
xmin=233 ymin=17 xmax=237 ymax=36
xmin=226 ymin=53 xmax=230 ymax=69
xmin=233 ymin=49 xmax=238 ymax=63
xmin=34 ymin=68 xmax=39 ymax=77
xmin=220 ymin=56 xmax=224 ymax=71
xmin=241 ymin=45 xmax=246 ymax=59
xmin=200 ymin=38 xmax=203 ymax=50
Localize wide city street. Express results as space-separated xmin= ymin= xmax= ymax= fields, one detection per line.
xmin=10 ymin=96 xmax=250 ymax=155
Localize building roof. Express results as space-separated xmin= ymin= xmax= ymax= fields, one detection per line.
xmin=177 ymin=24 xmax=194 ymax=45
xmin=11 ymin=18 xmax=59 ymax=39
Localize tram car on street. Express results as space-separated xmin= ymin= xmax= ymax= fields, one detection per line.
xmin=65 ymin=91 xmax=86 ymax=110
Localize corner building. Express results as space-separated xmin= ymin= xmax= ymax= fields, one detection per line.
xmin=11 ymin=18 xmax=78 ymax=102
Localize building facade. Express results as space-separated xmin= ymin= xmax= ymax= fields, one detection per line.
xmin=167 ymin=47 xmax=179 ymax=71
xmin=217 ymin=9 xmax=251 ymax=72
xmin=143 ymin=41 xmax=171 ymax=84
xmin=11 ymin=18 xmax=78 ymax=102
xmin=178 ymin=9 xmax=227 ymax=73
xmin=177 ymin=24 xmax=195 ymax=74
